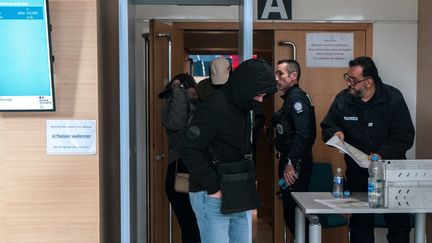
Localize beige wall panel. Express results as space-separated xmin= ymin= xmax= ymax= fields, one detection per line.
xmin=0 ymin=0 xmax=99 ymax=242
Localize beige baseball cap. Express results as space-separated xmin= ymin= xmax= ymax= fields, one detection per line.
xmin=210 ymin=57 xmax=230 ymax=85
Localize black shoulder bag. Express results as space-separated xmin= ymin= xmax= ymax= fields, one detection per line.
xmin=216 ymin=109 xmax=261 ymax=214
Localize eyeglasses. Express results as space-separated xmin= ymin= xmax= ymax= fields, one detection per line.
xmin=343 ymin=73 xmax=370 ymax=86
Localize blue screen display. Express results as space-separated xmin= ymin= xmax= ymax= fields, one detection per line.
xmin=0 ymin=0 xmax=54 ymax=111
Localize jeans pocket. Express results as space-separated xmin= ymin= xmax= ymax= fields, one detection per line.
xmin=205 ymin=194 xmax=222 ymax=206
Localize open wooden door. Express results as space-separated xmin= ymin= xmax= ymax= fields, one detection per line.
xmin=149 ymin=19 xmax=172 ymax=243
xmin=149 ymin=19 xmax=171 ymax=243
xmin=272 ymin=24 xmax=372 ymax=243
xmin=149 ymin=19 xmax=185 ymax=243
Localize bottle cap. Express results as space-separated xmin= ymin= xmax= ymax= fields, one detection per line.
xmin=371 ymin=155 xmax=379 ymax=161
xmin=336 ymin=167 xmax=342 ymax=172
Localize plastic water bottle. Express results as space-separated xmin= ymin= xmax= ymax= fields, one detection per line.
xmin=332 ymin=168 xmax=344 ymax=198
xmin=368 ymin=155 xmax=384 ymax=208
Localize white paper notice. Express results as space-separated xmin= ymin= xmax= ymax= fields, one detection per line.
xmin=306 ymin=32 xmax=354 ymax=68
xmin=325 ymin=135 xmax=370 ymax=168
xmin=315 ymin=198 xmax=368 ymax=209
xmin=46 ymin=120 xmax=97 ymax=155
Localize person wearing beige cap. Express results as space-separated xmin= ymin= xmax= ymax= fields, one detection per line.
xmin=196 ymin=57 xmax=231 ymax=100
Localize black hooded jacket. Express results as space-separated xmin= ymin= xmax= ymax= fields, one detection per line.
xmin=180 ymin=59 xmax=278 ymax=194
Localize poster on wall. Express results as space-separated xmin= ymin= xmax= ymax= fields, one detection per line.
xmin=46 ymin=120 xmax=96 ymax=155
xmin=306 ymin=32 xmax=354 ymax=68
xmin=0 ymin=0 xmax=55 ymax=111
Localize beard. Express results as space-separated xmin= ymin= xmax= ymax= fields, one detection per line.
xmin=348 ymin=87 xmax=365 ymax=98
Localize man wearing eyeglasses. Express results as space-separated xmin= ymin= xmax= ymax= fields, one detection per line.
xmin=273 ymin=59 xmax=316 ymax=240
xmin=321 ymin=56 xmax=415 ymax=243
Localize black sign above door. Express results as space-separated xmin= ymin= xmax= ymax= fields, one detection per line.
xmin=257 ymin=0 xmax=292 ymax=20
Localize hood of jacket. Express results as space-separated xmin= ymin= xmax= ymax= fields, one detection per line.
xmin=222 ymin=59 xmax=278 ymax=112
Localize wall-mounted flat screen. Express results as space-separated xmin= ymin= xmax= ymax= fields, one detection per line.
xmin=0 ymin=0 xmax=55 ymax=111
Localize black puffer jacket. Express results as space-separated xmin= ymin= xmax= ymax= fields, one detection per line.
xmin=160 ymin=87 xmax=198 ymax=163
xmin=180 ymin=59 xmax=278 ymax=194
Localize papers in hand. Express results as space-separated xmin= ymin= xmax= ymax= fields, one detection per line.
xmin=325 ymin=135 xmax=370 ymax=168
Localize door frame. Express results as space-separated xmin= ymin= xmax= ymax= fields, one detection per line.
xmin=148 ymin=21 xmax=373 ymax=243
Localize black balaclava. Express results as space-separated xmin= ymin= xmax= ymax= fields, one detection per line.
xmin=222 ymin=59 xmax=278 ymax=112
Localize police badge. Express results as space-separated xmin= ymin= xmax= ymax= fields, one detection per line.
xmin=276 ymin=124 xmax=284 ymax=134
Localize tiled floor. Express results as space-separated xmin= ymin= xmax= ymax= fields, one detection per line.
xmin=252 ymin=210 xmax=273 ymax=243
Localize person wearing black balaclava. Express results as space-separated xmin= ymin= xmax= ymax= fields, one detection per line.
xmin=180 ymin=59 xmax=278 ymax=243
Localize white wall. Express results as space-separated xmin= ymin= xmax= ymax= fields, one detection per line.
xmin=136 ymin=0 xmax=417 ymax=21
xmin=136 ymin=0 xmax=418 ymax=158
xmin=373 ymin=23 xmax=417 ymax=159
xmin=291 ymin=0 xmax=417 ymax=21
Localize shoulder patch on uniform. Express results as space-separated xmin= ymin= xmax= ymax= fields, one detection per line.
xmin=294 ymin=102 xmax=303 ymax=113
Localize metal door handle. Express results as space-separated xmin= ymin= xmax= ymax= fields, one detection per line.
xmin=155 ymin=154 xmax=165 ymax=161
xmin=156 ymin=32 xmax=172 ymax=82
xmin=279 ymin=41 xmax=297 ymax=60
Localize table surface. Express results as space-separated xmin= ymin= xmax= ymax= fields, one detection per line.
xmin=291 ymin=192 xmax=432 ymax=214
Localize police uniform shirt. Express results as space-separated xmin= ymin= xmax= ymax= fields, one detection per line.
xmin=273 ymin=84 xmax=316 ymax=168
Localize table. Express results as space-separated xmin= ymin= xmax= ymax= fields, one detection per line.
xmin=291 ymin=192 xmax=430 ymax=243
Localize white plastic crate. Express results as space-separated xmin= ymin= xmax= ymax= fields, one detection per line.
xmin=383 ymin=160 xmax=432 ymax=208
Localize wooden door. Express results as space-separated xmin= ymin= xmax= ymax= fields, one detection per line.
xmin=272 ymin=26 xmax=372 ymax=243
xmin=149 ymin=19 xmax=172 ymax=243
xmin=149 ymin=19 xmax=185 ymax=243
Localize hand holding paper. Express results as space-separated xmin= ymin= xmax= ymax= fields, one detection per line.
xmin=325 ymin=135 xmax=370 ymax=168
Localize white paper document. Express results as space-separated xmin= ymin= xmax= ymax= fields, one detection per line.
xmin=315 ymin=198 xmax=368 ymax=209
xmin=325 ymin=135 xmax=370 ymax=168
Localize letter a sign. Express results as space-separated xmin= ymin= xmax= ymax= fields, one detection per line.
xmin=258 ymin=0 xmax=292 ymax=20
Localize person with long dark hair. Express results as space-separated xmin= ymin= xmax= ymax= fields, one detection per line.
xmin=159 ymin=73 xmax=200 ymax=243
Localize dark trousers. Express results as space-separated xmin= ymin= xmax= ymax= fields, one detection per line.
xmin=349 ymin=213 xmax=411 ymax=243
xmin=165 ymin=160 xmax=200 ymax=243
xmin=281 ymin=187 xmax=309 ymax=241
xmin=280 ymin=156 xmax=312 ymax=242
xmin=346 ymin=168 xmax=411 ymax=243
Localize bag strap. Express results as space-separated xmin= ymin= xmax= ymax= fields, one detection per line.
xmin=244 ymin=111 xmax=253 ymax=160
xmin=175 ymin=159 xmax=179 ymax=173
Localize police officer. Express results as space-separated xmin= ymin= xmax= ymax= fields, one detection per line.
xmin=321 ymin=56 xmax=415 ymax=243
xmin=273 ymin=59 xmax=316 ymax=237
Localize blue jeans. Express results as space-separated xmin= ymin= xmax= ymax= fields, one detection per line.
xmin=189 ymin=191 xmax=252 ymax=243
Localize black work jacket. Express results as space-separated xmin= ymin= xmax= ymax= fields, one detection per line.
xmin=321 ymin=82 xmax=415 ymax=172
xmin=273 ymin=85 xmax=316 ymax=168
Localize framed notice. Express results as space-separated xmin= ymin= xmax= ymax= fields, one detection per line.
xmin=306 ymin=32 xmax=354 ymax=68
xmin=46 ymin=120 xmax=96 ymax=155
